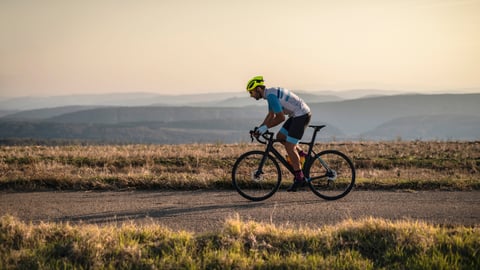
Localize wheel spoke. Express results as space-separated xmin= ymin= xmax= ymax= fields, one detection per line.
xmin=232 ymin=151 xmax=281 ymax=201
xmin=306 ymin=150 xmax=355 ymax=200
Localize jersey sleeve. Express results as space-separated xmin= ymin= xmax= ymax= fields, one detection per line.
xmin=267 ymin=93 xmax=283 ymax=113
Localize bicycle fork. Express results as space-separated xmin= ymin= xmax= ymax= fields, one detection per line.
xmin=254 ymin=141 xmax=275 ymax=179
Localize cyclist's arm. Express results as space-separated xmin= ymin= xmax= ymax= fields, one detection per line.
xmin=261 ymin=94 xmax=285 ymax=128
xmin=261 ymin=111 xmax=284 ymax=127
xmin=261 ymin=111 xmax=274 ymax=127
xmin=263 ymin=111 xmax=285 ymax=128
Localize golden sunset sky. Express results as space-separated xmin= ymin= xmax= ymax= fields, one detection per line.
xmin=1 ymin=0 xmax=479 ymax=97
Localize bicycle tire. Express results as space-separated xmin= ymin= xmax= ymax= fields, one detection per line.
xmin=305 ymin=150 xmax=355 ymax=200
xmin=232 ymin=150 xmax=281 ymax=201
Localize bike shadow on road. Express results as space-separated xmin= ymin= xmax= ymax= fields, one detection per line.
xmin=50 ymin=201 xmax=269 ymax=226
xmin=45 ymin=190 xmax=329 ymax=227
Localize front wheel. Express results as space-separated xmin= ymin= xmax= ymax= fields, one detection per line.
xmin=232 ymin=150 xmax=281 ymax=201
xmin=305 ymin=150 xmax=355 ymax=200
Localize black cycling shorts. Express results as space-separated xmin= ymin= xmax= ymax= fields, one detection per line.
xmin=279 ymin=113 xmax=311 ymax=144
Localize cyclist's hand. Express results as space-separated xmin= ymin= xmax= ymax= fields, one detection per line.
xmin=257 ymin=125 xmax=268 ymax=135
xmin=250 ymin=127 xmax=258 ymax=137
xmin=255 ymin=125 xmax=268 ymax=136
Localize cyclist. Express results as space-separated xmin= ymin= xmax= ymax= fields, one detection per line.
xmin=247 ymin=75 xmax=312 ymax=191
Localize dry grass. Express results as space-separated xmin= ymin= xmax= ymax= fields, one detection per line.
xmin=1 ymin=214 xmax=478 ymax=269
xmin=0 ymin=141 xmax=479 ymax=191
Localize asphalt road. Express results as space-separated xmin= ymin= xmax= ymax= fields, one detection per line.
xmin=1 ymin=190 xmax=479 ymax=233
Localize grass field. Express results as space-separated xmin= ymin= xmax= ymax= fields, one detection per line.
xmin=1 ymin=215 xmax=478 ymax=269
xmin=1 ymin=141 xmax=479 ymax=268
xmin=1 ymin=141 xmax=479 ymax=191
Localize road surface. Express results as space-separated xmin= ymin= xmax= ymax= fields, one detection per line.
xmin=1 ymin=190 xmax=478 ymax=232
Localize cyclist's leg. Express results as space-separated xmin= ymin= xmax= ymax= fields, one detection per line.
xmin=277 ymin=117 xmax=308 ymax=155
xmin=284 ymin=134 xmax=304 ymax=191
xmin=276 ymin=118 xmax=291 ymax=143
xmin=288 ymin=113 xmax=311 ymax=144
xmin=285 ymin=141 xmax=302 ymax=171
xmin=281 ymin=116 xmax=307 ymax=170
xmin=277 ymin=115 xmax=310 ymax=154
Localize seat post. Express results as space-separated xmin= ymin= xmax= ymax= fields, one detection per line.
xmin=307 ymin=130 xmax=318 ymax=157
xmin=306 ymin=125 xmax=326 ymax=156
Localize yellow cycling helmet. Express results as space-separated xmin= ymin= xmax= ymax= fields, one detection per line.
xmin=246 ymin=76 xmax=265 ymax=92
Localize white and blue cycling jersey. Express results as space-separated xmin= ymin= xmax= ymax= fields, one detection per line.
xmin=264 ymin=87 xmax=310 ymax=117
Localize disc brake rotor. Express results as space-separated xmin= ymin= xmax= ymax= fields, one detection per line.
xmin=251 ymin=170 xmax=263 ymax=182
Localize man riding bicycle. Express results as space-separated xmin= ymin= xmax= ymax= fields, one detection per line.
xmin=247 ymin=76 xmax=312 ymax=191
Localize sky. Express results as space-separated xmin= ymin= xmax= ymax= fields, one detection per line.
xmin=0 ymin=0 xmax=479 ymax=98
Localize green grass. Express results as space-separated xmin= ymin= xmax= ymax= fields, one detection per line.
xmin=0 ymin=141 xmax=479 ymax=191
xmin=1 ymin=215 xmax=478 ymax=269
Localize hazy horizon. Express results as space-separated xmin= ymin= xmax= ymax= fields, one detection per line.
xmin=2 ymin=87 xmax=479 ymax=100
xmin=1 ymin=88 xmax=479 ymax=102
xmin=1 ymin=0 xmax=479 ymax=98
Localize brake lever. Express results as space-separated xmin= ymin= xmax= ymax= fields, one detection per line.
xmin=249 ymin=129 xmax=269 ymax=144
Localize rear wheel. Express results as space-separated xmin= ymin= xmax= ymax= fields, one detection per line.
xmin=232 ymin=151 xmax=281 ymax=201
xmin=305 ymin=150 xmax=355 ymax=200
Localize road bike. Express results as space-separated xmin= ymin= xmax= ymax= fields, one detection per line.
xmin=232 ymin=125 xmax=355 ymax=201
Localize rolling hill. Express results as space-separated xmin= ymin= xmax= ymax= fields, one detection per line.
xmin=0 ymin=93 xmax=479 ymax=143
xmin=309 ymin=93 xmax=480 ymax=134
xmin=1 ymin=106 xmax=102 ymax=120
xmin=361 ymin=114 xmax=480 ymax=140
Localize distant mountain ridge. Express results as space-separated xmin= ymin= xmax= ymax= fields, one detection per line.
xmin=362 ymin=114 xmax=480 ymax=140
xmin=0 ymin=89 xmax=402 ymax=111
xmin=1 ymin=106 xmax=102 ymax=120
xmin=0 ymin=92 xmax=479 ymax=143
xmin=0 ymin=92 xmax=248 ymax=111
xmin=45 ymin=106 xmax=266 ymax=124
xmin=2 ymin=89 xmax=479 ymax=111
xmin=1 ymin=91 xmax=321 ymax=111
xmin=309 ymin=93 xmax=480 ymax=134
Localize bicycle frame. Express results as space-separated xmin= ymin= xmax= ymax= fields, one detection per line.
xmin=235 ymin=124 xmax=355 ymax=201
xmin=254 ymin=125 xmax=326 ymax=177
xmin=257 ymin=134 xmax=295 ymax=175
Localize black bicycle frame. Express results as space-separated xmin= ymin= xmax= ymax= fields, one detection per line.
xmin=270 ymin=139 xmax=296 ymax=173
xmin=254 ymin=125 xmax=327 ymax=178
